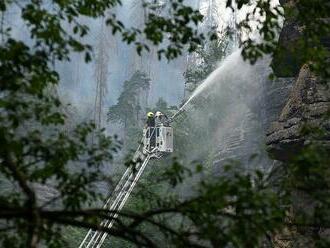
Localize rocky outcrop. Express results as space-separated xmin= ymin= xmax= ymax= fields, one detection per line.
xmin=266 ymin=65 xmax=330 ymax=247
xmin=266 ymin=1 xmax=330 ymax=246
xmin=272 ymin=1 xmax=330 ymax=78
xmin=272 ymin=0 xmax=304 ymax=77
xmin=271 ymin=20 xmax=304 ymax=77
xmin=266 ymin=64 xmax=330 ymax=161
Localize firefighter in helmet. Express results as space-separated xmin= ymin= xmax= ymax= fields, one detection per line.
xmin=147 ymin=112 xmax=155 ymax=127
xmin=155 ymin=111 xmax=169 ymax=126
xmin=146 ymin=112 xmax=156 ymax=149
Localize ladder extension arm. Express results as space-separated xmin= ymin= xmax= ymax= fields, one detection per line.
xmin=79 ymin=154 xmax=151 ymax=248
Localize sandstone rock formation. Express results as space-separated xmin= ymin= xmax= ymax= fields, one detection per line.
xmin=266 ymin=64 xmax=330 ymax=161
xmin=272 ymin=0 xmax=304 ymax=77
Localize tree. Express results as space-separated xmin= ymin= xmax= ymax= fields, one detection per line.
xmin=155 ymin=97 xmax=168 ymax=113
xmin=108 ymin=71 xmax=151 ymax=128
xmin=146 ymin=97 xmax=170 ymax=116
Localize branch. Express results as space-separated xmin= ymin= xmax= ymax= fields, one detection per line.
xmin=2 ymin=155 xmax=35 ymax=203
xmin=2 ymin=153 xmax=39 ymax=248
xmin=43 ymin=215 xmax=156 ymax=247
xmin=0 ymin=206 xmax=205 ymax=247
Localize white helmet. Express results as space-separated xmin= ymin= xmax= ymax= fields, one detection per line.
xmin=155 ymin=111 xmax=163 ymax=117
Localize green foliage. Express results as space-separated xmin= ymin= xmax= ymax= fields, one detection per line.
xmin=229 ymin=0 xmax=329 ymax=79
xmin=285 ymin=145 xmax=330 ymax=227
xmin=232 ymin=0 xmax=283 ymax=64
xmin=116 ymin=162 xmax=285 ymax=247
xmin=185 ymin=169 xmax=284 ymax=247
xmin=143 ymin=0 xmax=205 ymax=59
xmin=259 ymin=143 xmax=330 ymax=247
xmin=286 ymin=0 xmax=330 ymax=79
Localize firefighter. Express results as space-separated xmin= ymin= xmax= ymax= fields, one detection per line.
xmin=147 ymin=112 xmax=155 ymax=127
xmin=146 ymin=112 xmax=156 ymax=149
xmin=155 ymin=111 xmax=163 ymax=126
xmin=155 ymin=111 xmax=169 ymax=126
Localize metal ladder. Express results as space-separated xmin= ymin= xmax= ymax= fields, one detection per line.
xmin=78 ymin=124 xmax=170 ymax=248
xmin=78 ymin=149 xmax=151 ymax=248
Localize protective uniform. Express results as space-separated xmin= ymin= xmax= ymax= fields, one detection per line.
xmin=155 ymin=111 xmax=163 ymax=126
xmin=155 ymin=111 xmax=169 ymax=126
xmin=146 ymin=112 xmax=155 ymax=127
xmin=146 ymin=112 xmax=156 ymax=149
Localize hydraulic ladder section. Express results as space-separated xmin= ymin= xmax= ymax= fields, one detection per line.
xmin=79 ymin=147 xmax=151 ymax=248
xmin=78 ymin=113 xmax=180 ymax=248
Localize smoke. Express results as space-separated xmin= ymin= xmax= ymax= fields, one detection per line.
xmin=4 ymin=1 xmax=276 ymax=172
xmin=175 ymin=50 xmax=273 ymax=173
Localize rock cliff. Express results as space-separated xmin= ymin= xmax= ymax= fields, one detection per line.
xmin=266 ymin=65 xmax=330 ymax=161
xmin=265 ymin=0 xmax=330 ymax=246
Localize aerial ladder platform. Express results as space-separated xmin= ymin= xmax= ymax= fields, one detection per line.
xmin=79 ymin=114 xmax=176 ymax=248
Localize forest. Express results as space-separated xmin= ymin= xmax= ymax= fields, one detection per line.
xmin=0 ymin=0 xmax=329 ymax=247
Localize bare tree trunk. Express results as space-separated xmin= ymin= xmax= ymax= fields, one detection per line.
xmin=94 ymin=21 xmax=110 ymax=130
